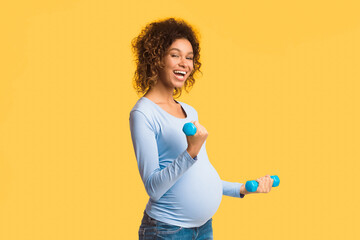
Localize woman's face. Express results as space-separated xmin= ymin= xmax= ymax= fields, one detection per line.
xmin=158 ymin=38 xmax=194 ymax=89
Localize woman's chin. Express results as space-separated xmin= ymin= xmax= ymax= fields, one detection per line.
xmin=173 ymin=81 xmax=186 ymax=88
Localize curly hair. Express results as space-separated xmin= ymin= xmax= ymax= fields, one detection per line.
xmin=131 ymin=17 xmax=202 ymax=98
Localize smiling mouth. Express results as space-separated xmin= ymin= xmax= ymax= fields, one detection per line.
xmin=173 ymin=70 xmax=186 ymax=80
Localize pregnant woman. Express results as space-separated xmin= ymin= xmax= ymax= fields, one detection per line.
xmin=129 ymin=17 xmax=274 ymax=239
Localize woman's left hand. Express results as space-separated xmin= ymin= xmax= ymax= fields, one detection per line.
xmin=255 ymin=175 xmax=274 ymax=193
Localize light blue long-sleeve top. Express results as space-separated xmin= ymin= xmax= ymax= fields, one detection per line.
xmin=129 ymin=97 xmax=244 ymax=228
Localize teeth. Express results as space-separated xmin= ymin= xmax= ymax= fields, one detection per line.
xmin=174 ymin=70 xmax=186 ymax=75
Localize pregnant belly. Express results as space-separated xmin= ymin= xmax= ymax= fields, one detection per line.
xmin=158 ymin=160 xmax=223 ymax=224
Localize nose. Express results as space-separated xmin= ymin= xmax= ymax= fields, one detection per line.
xmin=178 ymin=57 xmax=187 ymax=69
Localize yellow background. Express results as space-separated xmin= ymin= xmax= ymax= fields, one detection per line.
xmin=1 ymin=0 xmax=359 ymax=239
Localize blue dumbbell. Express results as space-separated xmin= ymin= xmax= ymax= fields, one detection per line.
xmin=245 ymin=175 xmax=280 ymax=192
xmin=182 ymin=122 xmax=197 ymax=136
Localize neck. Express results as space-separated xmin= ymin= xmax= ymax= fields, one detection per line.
xmin=144 ymin=82 xmax=177 ymax=104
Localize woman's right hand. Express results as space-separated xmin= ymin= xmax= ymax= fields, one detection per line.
xmin=186 ymin=121 xmax=208 ymax=159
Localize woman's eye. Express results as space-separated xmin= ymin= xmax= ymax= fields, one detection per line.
xmin=171 ymin=54 xmax=193 ymax=60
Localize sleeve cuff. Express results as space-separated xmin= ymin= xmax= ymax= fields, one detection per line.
xmin=184 ymin=150 xmax=198 ymax=162
xmin=237 ymin=183 xmax=245 ymax=198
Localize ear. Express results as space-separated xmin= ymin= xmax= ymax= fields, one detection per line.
xmin=159 ymin=57 xmax=165 ymax=69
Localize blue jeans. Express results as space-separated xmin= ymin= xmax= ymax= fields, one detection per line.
xmin=138 ymin=211 xmax=214 ymax=240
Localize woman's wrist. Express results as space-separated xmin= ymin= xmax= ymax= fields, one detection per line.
xmin=186 ymin=147 xmax=198 ymax=159
xmin=240 ymin=184 xmax=251 ymax=195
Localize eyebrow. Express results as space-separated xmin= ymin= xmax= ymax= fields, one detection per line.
xmin=168 ymin=48 xmax=193 ymax=54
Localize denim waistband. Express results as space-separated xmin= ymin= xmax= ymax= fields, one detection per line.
xmin=141 ymin=211 xmax=157 ymax=225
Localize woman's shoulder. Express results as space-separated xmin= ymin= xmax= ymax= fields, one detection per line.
xmin=130 ymin=97 xmax=153 ymax=115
